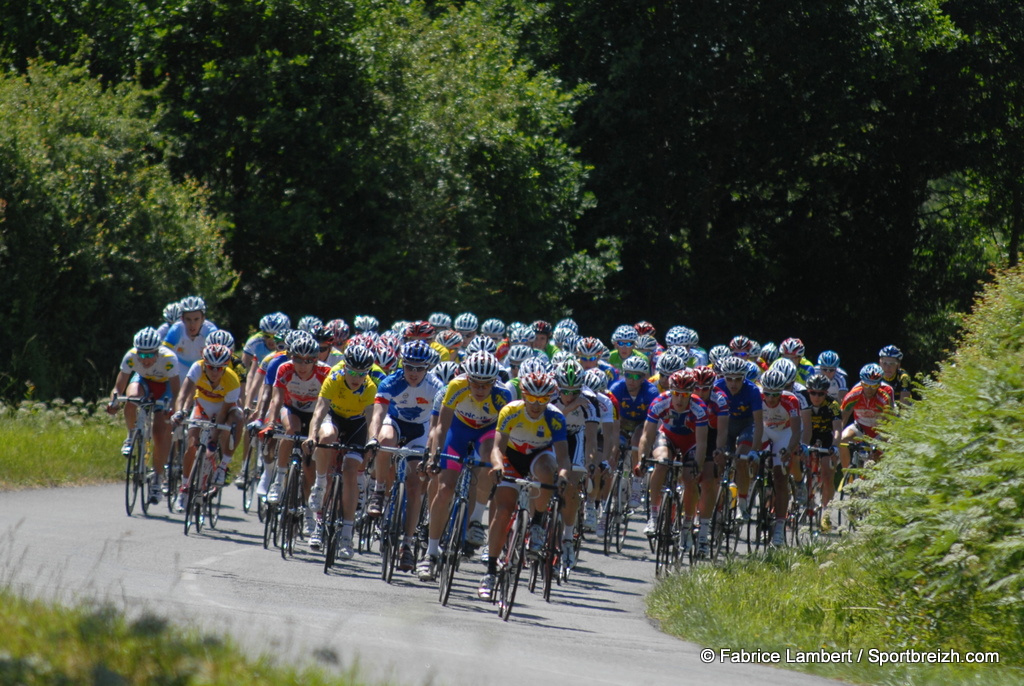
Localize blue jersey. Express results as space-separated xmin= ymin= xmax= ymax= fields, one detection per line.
xmin=264 ymin=354 xmax=289 ymax=387
xmin=375 ymin=370 xmax=444 ymax=425
xmin=609 ymin=378 xmax=661 ymax=434
xmin=243 ymin=333 xmax=274 ymax=363
xmin=645 ymin=391 xmax=709 ymax=437
xmin=714 ymin=378 xmax=763 ymax=421
xmin=163 ymin=319 xmax=218 ymax=380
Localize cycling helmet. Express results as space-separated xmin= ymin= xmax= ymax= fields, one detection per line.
xmin=878 ymin=345 xmax=903 ymax=361
xmin=509 ymin=325 xmax=536 ymax=345
xmin=259 ymin=313 xmax=283 ymax=334
xmin=326 ymin=319 xmax=349 ymax=342
xmin=179 ymin=295 xmax=206 ymax=313
xmin=520 ymin=371 xmax=558 ymax=399
xmin=745 ymin=360 xmax=761 ymax=382
xmin=555 ymin=359 xmax=585 ymax=390
xmin=634 ymin=320 xmax=656 ymax=336
xmin=750 ymin=341 xmax=762 ymax=358
xmin=162 ymin=302 xmax=182 ymax=324
xmin=466 ymin=336 xmax=498 ymax=355
xmin=481 ymin=318 xmax=506 ymax=338
xmin=404 ymin=320 xmax=436 ymax=340
xmin=718 ymin=356 xmax=749 ymax=378
xmin=454 ymin=312 xmax=479 ymax=332
xmin=760 ymin=342 xmax=780 ymax=365
xmin=555 ymin=318 xmax=579 ymax=334
xmin=584 ymin=368 xmax=609 ymax=393
xmin=634 ymin=334 xmax=658 ymax=353
xmin=817 ymin=350 xmax=841 ymax=368
xmin=375 ymin=344 xmax=398 ymax=371
xmin=760 ymin=368 xmax=788 ymax=392
xmin=203 ymin=343 xmax=233 ymax=367
xmin=770 ymin=357 xmax=798 ymax=386
xmin=693 ymin=366 xmax=718 ymax=388
xmin=463 ymin=352 xmax=501 ymax=382
xmin=612 ymin=325 xmax=638 ymax=344
xmin=206 ymin=329 xmax=235 ymax=349
xmin=575 ymin=337 xmax=605 ymax=358
xmin=729 ymin=335 xmax=754 ymax=355
xmin=665 ymin=345 xmax=690 ymax=359
xmin=622 ymin=355 xmax=650 ymax=375
xmin=282 ymin=330 xmax=304 ymax=350
xmin=428 ymin=312 xmax=452 ymax=329
xmin=532 ymin=320 xmax=553 ymax=336
xmin=551 ymin=350 xmax=576 ymax=367
xmin=552 ymin=328 xmax=578 ymax=350
xmin=308 ymin=324 xmax=333 ymax=344
xmin=400 ymin=340 xmax=433 ymax=366
xmin=806 ymin=374 xmax=831 ymax=392
xmin=133 ymin=327 xmax=162 ymax=351
xmin=353 ymin=315 xmax=379 ymax=333
xmin=296 ymin=316 xmax=322 ymax=333
xmin=436 ymin=329 xmax=463 ymax=349
xmin=506 ymin=345 xmax=533 ymax=366
xmin=290 ymin=335 xmax=320 ymax=359
xmin=520 ymin=356 xmax=553 ymax=376
xmin=779 ymin=337 xmax=805 ymax=357
xmin=656 ymin=352 xmax=687 ymax=377
xmin=390 ymin=320 xmax=408 ymax=334
xmin=432 ymin=361 xmax=460 ymax=385
xmin=708 ymin=345 xmax=731 ymax=367
xmin=679 ymin=327 xmax=700 ymax=346
xmin=860 ymin=363 xmax=885 ymax=385
xmin=426 ymin=347 xmax=441 ymax=369
xmin=664 ymin=326 xmax=688 ymax=347
xmin=668 ymin=369 xmax=697 ymax=393
xmin=344 ymin=344 xmax=375 ymax=372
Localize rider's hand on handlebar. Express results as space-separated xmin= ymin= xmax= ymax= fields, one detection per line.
xmin=171 ymin=410 xmax=186 ymax=426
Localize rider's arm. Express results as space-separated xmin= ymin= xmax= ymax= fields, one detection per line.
xmin=716 ymin=414 xmax=730 ymax=453
xmin=366 ymin=401 xmax=387 ymax=444
xmin=553 ymin=439 xmax=571 ymax=480
xmin=264 ymin=386 xmax=284 ymax=428
xmin=489 ymin=430 xmax=509 ymax=473
xmin=174 ymin=376 xmax=196 ymax=415
xmin=694 ymin=423 xmax=708 ymax=461
xmin=800 ymin=406 xmax=812 ymax=447
xmin=636 ymin=420 xmax=657 ymax=463
xmin=428 ymin=405 xmax=455 ymax=455
xmin=750 ymin=409 xmax=764 ymax=453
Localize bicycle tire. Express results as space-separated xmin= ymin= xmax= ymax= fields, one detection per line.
xmin=139 ymin=433 xmax=152 ymax=516
xmin=124 ymin=430 xmax=141 ymax=516
xmin=543 ymin=507 xmax=562 ymax=602
xmin=166 ymin=436 xmax=183 ymax=513
xmin=281 ymin=462 xmax=301 ymax=560
xmin=710 ymin=481 xmax=734 ymax=560
xmin=499 ymin=512 xmax=527 ymax=621
xmin=263 ymin=500 xmax=277 ymax=549
xmin=208 ymin=484 xmax=223 ymax=529
xmin=654 ymin=494 xmax=678 ymax=577
xmin=195 ymin=449 xmax=211 ymax=534
xmin=241 ymin=433 xmax=259 ymax=514
xmin=754 ymin=483 xmax=775 ymax=552
xmin=184 ymin=447 xmax=202 ymax=535
xmin=322 ymin=473 xmax=343 ymax=572
xmin=382 ymin=482 xmax=405 ymax=584
xmin=602 ymin=473 xmax=620 ymax=556
xmin=439 ymin=500 xmax=466 ymax=606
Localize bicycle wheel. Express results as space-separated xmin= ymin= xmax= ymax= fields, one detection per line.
xmin=208 ymin=484 xmax=223 ymax=529
xmin=241 ymin=433 xmax=260 ymax=514
xmin=263 ymin=500 xmax=278 ymax=549
xmin=499 ymin=513 xmax=527 ymax=621
xmin=754 ymin=483 xmax=775 ymax=552
xmin=323 ymin=474 xmax=343 ymax=573
xmin=438 ymin=500 xmax=466 ymax=606
xmin=654 ymin=495 xmax=678 ymax=577
xmin=280 ymin=462 xmax=301 ymax=560
xmin=543 ymin=508 xmax=562 ymax=601
xmin=787 ymin=483 xmax=802 ymax=547
xmin=381 ymin=482 xmax=405 ymax=584
xmin=195 ymin=452 xmax=211 ymax=534
xmin=602 ymin=473 xmax=620 ymax=556
xmin=166 ymin=436 xmax=183 ymax=513
xmin=124 ymin=430 xmax=141 ymax=516
xmin=710 ymin=482 xmax=734 ymax=560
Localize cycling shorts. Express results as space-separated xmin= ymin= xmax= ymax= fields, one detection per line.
xmin=130 ymin=373 xmax=173 ymax=407
xmin=761 ymin=426 xmax=792 ymax=468
xmin=728 ymin=417 xmax=755 ymax=456
xmin=654 ymin=432 xmax=698 ymax=467
xmin=566 ymin=432 xmax=587 ymax=472
xmin=441 ymin=423 xmax=495 ymax=472
xmin=382 ymin=415 xmax=428 ymax=451
xmin=502 ymin=446 xmax=555 ymax=483
xmin=321 ymin=410 xmax=369 ymax=461
xmin=281 ymin=406 xmax=314 ymax=436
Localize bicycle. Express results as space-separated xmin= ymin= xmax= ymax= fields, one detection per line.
xmin=528 ymin=478 xmax=566 ymax=601
xmin=707 ymin=451 xmax=739 ymax=561
xmin=652 ymin=455 xmax=690 ymax=577
xmin=433 ymin=446 xmax=490 ymax=607
xmin=491 ymin=477 xmax=553 ymax=621
xmin=835 ymin=440 xmax=878 ymax=530
xmin=745 ymin=449 xmax=777 ymax=552
xmin=374 ymin=444 xmax=427 ymax=584
xmin=238 ymin=423 xmax=265 ymax=515
xmin=182 ymin=418 xmax=232 ymax=536
xmin=165 ymin=423 xmax=185 ymax=514
xmin=114 ymin=394 xmax=165 ymax=517
xmin=273 ymin=432 xmax=309 ymax=560
xmin=602 ymin=453 xmax=632 ymax=556
xmin=789 ymin=446 xmax=830 ymax=544
xmin=317 ymin=440 xmax=364 ymax=573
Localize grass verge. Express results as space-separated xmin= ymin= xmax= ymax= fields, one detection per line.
xmin=0 ymin=399 xmax=122 ymax=489
xmin=0 ymin=590 xmax=363 ymax=685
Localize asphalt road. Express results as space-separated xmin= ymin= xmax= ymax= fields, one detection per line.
xmin=0 ymin=484 xmax=839 ymax=686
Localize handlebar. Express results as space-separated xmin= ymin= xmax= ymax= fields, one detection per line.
xmin=185 ymin=419 xmax=233 ymax=431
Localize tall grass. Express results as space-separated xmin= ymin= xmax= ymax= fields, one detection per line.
xmin=0 ymin=590 xmax=363 ymax=685
xmin=0 ymin=398 xmax=122 ymax=489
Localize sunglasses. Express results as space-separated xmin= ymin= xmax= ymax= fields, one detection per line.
xmin=137 ymin=351 xmax=157 ymax=359
xmin=523 ymin=393 xmax=553 ymax=404
xmin=578 ymin=355 xmax=599 ymax=362
xmin=293 ymin=356 xmax=316 ymax=364
xmin=670 ymin=389 xmax=693 ymax=396
xmin=319 ymin=345 xmax=332 ymax=352
xmin=207 ymin=364 xmax=227 ymax=371
xmin=724 ymin=375 xmax=744 ymax=382
xmin=698 ymin=384 xmax=714 ymax=390
xmin=404 ymin=364 xmax=427 ymax=372
xmin=346 ymin=368 xmax=369 ymax=377
xmin=862 ymin=381 xmax=881 ymax=387
xmin=819 ymin=366 xmax=837 ymax=372
xmin=624 ymin=373 xmax=645 ymax=380
xmin=808 ymin=390 xmax=826 ymax=396
xmin=560 ymin=389 xmax=581 ymax=396
xmin=763 ymin=391 xmax=781 ymax=398
xmin=616 ymin=341 xmax=635 ymax=347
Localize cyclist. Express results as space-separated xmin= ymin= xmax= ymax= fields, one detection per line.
xmin=609 ymin=355 xmax=661 ymax=508
xmin=422 ymin=352 xmax=512 ymax=581
xmin=242 ymin=313 xmax=288 ymax=375
xmin=649 ymin=352 xmax=687 ymax=393
xmin=692 ymin=365 xmax=731 ymax=553
xmin=637 ymin=370 xmax=709 ymax=553
xmin=304 ymin=345 xmax=378 ymax=557
xmin=778 ymin=338 xmax=815 ymax=385
xmin=759 ymin=367 xmax=801 ymax=546
xmin=805 ymin=373 xmax=842 ymax=530
xmin=363 ymin=341 xmax=443 ymax=570
xmin=878 ymin=345 xmax=912 ymax=404
xmin=713 ymin=356 xmax=764 ymax=520
xmin=170 ymin=343 xmax=243 ymax=513
xmin=531 ymin=320 xmax=559 ymax=360
xmin=155 ymin=301 xmax=182 ymax=342
xmin=428 ymin=312 xmax=452 ymax=332
xmin=453 ymin=313 xmax=479 ymax=353
xmin=479 ymin=371 xmax=569 ymax=599
xmin=434 ymin=329 xmax=464 ymax=362
xmin=839 ymin=363 xmax=895 ymax=469
xmin=107 ymin=327 xmax=182 ymax=504
xmin=480 ymin=318 xmax=509 ymax=361
xmin=163 ymin=295 xmax=218 ymax=382
xmin=814 ymin=350 xmax=848 ymax=401
xmin=551 ymin=359 xmax=599 ymax=568
xmin=583 ymin=367 xmax=620 ymax=537
xmin=607 ymin=325 xmax=639 ymax=371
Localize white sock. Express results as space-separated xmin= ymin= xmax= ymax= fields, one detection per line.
xmin=428 ymin=539 xmax=440 ymax=557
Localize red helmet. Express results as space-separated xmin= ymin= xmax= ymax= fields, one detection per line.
xmin=693 ymin=366 xmax=717 ymax=388
xmin=634 ymin=320 xmax=656 ymax=336
xmin=404 ymin=320 xmax=436 ymax=340
xmin=668 ymin=369 xmax=698 ymax=393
